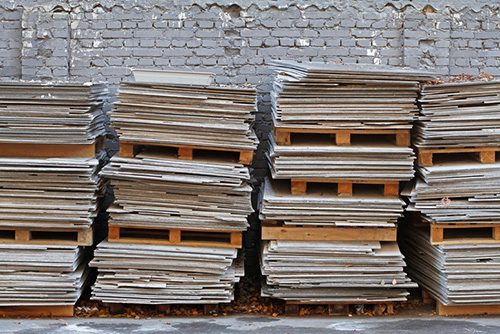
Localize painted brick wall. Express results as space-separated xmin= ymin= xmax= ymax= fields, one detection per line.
xmin=0 ymin=0 xmax=499 ymax=272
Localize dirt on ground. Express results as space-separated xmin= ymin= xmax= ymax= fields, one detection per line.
xmin=75 ymin=275 xmax=430 ymax=318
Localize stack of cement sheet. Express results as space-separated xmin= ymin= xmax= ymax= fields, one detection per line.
xmin=0 ymin=245 xmax=90 ymax=306
xmin=267 ymin=136 xmax=415 ymax=181
xmin=101 ymin=149 xmax=252 ymax=231
xmin=92 ymin=71 xmax=254 ymax=307
xmin=0 ymin=154 xmax=106 ymax=229
xmin=405 ymin=161 xmax=500 ymax=224
xmin=271 ymin=60 xmax=434 ymax=130
xmin=112 ymin=82 xmax=258 ymax=150
xmin=0 ymin=82 xmax=107 ymax=144
xmin=415 ymin=80 xmax=500 ymax=148
xmin=259 ymin=178 xmax=403 ymax=228
xmin=400 ymin=223 xmax=500 ymax=305
xmin=261 ymin=240 xmax=416 ymax=302
xmin=91 ymin=242 xmax=243 ymax=304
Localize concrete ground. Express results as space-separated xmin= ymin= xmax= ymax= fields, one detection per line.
xmin=2 ymin=316 xmax=500 ymax=334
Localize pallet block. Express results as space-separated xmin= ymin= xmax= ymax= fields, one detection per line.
xmin=108 ymin=225 xmax=242 ymax=248
xmin=119 ymin=141 xmax=254 ymax=165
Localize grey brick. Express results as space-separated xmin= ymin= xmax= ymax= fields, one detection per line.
xmin=139 ymin=39 xmax=155 ymax=47
xmin=172 ymin=40 xmax=186 ymax=47
xmin=132 ymin=48 xmax=162 ymax=57
xmin=295 ymin=19 xmax=309 ymax=28
xmin=137 ymin=58 xmax=154 ymax=66
xmin=195 ymin=47 xmax=216 ymax=56
xmin=270 ymin=29 xmax=301 ymax=37
xmin=186 ymin=56 xmax=201 ymax=65
xmin=102 ymin=48 xmax=132 ymax=57
xmin=340 ymin=19 xmax=356 ymax=28
xmin=263 ymin=37 xmax=279 ymax=47
xmin=195 ymin=29 xmax=223 ymax=38
xmin=197 ymin=20 xmax=214 ymax=28
xmin=155 ymin=39 xmax=171 ymax=47
xmin=319 ymin=29 xmax=350 ymax=38
xmin=102 ymin=30 xmax=133 ymax=39
xmin=279 ymin=38 xmax=294 ymax=47
xmin=106 ymin=21 xmax=121 ymax=29
xmin=187 ymin=39 xmax=202 ymax=48
xmin=241 ymin=29 xmax=269 ymax=37
xmin=169 ymin=58 xmax=185 ymax=66
xmin=138 ymin=21 xmax=153 ymax=29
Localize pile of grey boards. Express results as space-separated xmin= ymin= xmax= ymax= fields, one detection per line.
xmin=270 ymin=60 xmax=434 ymax=130
xmin=414 ymin=80 xmax=500 ymax=148
xmin=92 ymin=70 xmax=256 ymax=305
xmin=0 ymin=82 xmax=107 ymax=310
xmin=0 ymin=155 xmax=106 ymax=229
xmin=101 ymin=150 xmax=252 ymax=231
xmin=267 ymin=60 xmax=434 ymax=181
xmin=402 ymin=80 xmax=500 ymax=308
xmin=400 ymin=223 xmax=500 ymax=305
xmin=0 ymin=245 xmax=91 ymax=307
xmin=259 ymin=178 xmax=403 ymax=228
xmin=111 ymin=81 xmax=258 ymax=150
xmin=260 ymin=61 xmax=432 ymax=304
xmin=261 ymin=241 xmax=416 ymax=303
xmin=405 ymin=80 xmax=500 ymax=225
xmin=404 ymin=162 xmax=500 ymax=224
xmin=91 ymin=242 xmax=243 ymax=304
xmin=267 ymin=135 xmax=415 ymax=180
xmin=0 ymin=82 xmax=107 ymax=144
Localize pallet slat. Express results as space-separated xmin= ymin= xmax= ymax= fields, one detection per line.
xmin=261 ymin=224 xmax=397 ymax=242
xmin=275 ymin=128 xmax=410 ymax=147
xmin=0 ymin=305 xmax=74 ymax=317
xmin=437 ymin=302 xmax=500 ymax=316
xmin=0 ymin=138 xmax=103 ymax=158
xmin=107 ymin=225 xmax=242 ymax=248
xmin=119 ymin=141 xmax=254 ymax=165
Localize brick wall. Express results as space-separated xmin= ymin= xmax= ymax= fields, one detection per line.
xmin=0 ymin=0 xmax=499 ymax=272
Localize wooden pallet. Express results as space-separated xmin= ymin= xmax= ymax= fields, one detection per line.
xmin=275 ymin=128 xmax=410 ymax=146
xmin=0 ymin=226 xmax=93 ymax=246
xmin=285 ymin=301 xmax=394 ymax=316
xmin=0 ymin=137 xmax=104 ymax=158
xmin=108 ymin=225 xmax=242 ymax=248
xmin=290 ymin=178 xmax=399 ymax=196
xmin=261 ymin=221 xmax=397 ymax=241
xmin=119 ymin=141 xmax=254 ymax=165
xmin=429 ymin=223 xmax=500 ymax=245
xmin=417 ymin=147 xmax=500 ymax=167
xmin=106 ymin=303 xmax=220 ymax=315
xmin=422 ymin=289 xmax=500 ymax=316
xmin=0 ymin=305 xmax=74 ymax=318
